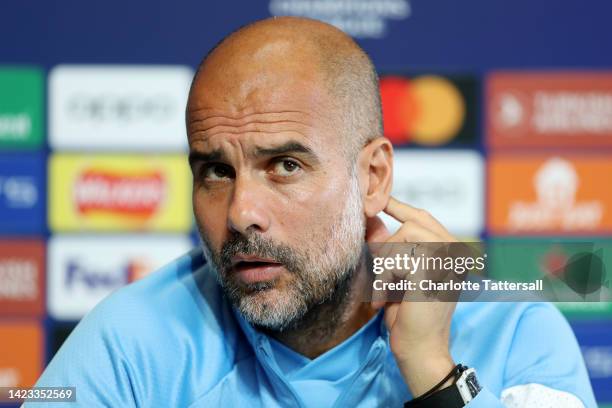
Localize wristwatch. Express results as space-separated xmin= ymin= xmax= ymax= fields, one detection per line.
xmin=404 ymin=365 xmax=482 ymax=408
xmin=455 ymin=366 xmax=482 ymax=404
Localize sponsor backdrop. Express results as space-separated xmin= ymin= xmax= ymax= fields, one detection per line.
xmin=1 ymin=0 xmax=611 ymax=404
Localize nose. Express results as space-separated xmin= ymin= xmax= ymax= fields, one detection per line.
xmin=227 ymin=174 xmax=271 ymax=235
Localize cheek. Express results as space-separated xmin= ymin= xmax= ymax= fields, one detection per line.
xmin=278 ymin=174 xmax=350 ymax=232
xmin=193 ymin=189 xmax=229 ymax=250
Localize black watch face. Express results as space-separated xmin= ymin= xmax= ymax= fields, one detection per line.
xmin=465 ymin=372 xmax=482 ymax=397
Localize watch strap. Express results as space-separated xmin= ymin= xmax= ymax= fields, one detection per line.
xmin=404 ymin=365 xmax=481 ymax=408
xmin=403 ymin=384 xmax=464 ymax=408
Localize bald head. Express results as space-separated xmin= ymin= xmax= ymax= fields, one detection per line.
xmin=188 ymin=17 xmax=383 ymax=160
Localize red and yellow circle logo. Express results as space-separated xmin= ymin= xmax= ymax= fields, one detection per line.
xmin=380 ymin=75 xmax=466 ymax=146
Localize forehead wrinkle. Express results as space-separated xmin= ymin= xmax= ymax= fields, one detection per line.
xmin=191 ymin=117 xmax=310 ymax=130
xmin=188 ymin=110 xmax=313 ymax=132
xmin=187 ymin=109 xmax=319 ymax=145
xmin=189 ymin=130 xmax=313 ymax=155
xmin=190 ymin=121 xmax=313 ymax=139
xmin=187 ymin=107 xmax=311 ymax=119
xmin=189 ymin=126 xmax=314 ymax=151
xmin=191 ymin=129 xmax=310 ymax=139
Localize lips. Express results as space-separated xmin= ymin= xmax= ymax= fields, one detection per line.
xmin=230 ymin=255 xmax=285 ymax=285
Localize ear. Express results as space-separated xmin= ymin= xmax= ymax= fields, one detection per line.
xmin=357 ymin=137 xmax=393 ymax=218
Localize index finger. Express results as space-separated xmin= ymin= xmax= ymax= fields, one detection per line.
xmin=383 ymin=197 xmax=422 ymax=223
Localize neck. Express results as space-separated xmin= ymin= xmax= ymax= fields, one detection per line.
xmin=262 ymin=261 xmax=376 ymax=359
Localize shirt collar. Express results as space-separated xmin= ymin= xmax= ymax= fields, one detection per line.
xmin=232 ymin=304 xmax=267 ymax=350
xmin=231 ymin=304 xmax=390 ymax=356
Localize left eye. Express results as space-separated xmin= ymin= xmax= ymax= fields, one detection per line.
xmin=272 ymin=159 xmax=301 ymax=176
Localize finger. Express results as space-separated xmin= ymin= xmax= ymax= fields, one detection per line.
xmin=390 ymin=221 xmax=441 ymax=243
xmin=385 ymin=198 xmax=455 ymax=241
xmin=365 ymin=215 xmax=392 ymax=243
xmin=383 ymin=197 xmax=423 ymax=223
xmin=383 ymin=302 xmax=400 ymax=330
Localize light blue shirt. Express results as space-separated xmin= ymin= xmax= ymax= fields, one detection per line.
xmin=32 ymin=248 xmax=597 ymax=407
xmin=266 ymin=308 xmax=382 ymax=407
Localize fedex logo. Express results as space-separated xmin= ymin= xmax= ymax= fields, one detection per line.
xmin=64 ymin=259 xmax=150 ymax=289
xmin=48 ymin=235 xmax=192 ymax=320
xmin=50 ymin=257 xmax=153 ymax=320
xmin=65 ymin=260 xmax=126 ymax=289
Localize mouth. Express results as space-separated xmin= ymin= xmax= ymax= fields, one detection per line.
xmin=230 ymin=255 xmax=285 ymax=285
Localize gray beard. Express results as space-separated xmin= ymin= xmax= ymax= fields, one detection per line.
xmin=200 ymin=232 xmax=362 ymax=333
xmin=256 ymin=256 xmax=359 ymax=335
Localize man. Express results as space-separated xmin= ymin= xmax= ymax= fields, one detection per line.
xmin=33 ymin=17 xmax=596 ymax=407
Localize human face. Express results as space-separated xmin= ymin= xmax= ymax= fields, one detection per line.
xmin=187 ymin=65 xmax=366 ymax=330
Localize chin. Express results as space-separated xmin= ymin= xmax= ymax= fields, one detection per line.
xmin=237 ymin=288 xmax=307 ymax=331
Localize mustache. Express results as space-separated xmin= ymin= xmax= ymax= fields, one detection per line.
xmin=217 ymin=231 xmax=302 ymax=274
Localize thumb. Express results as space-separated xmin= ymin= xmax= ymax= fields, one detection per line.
xmin=383 ymin=302 xmax=400 ymax=330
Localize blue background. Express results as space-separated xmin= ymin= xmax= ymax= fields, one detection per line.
xmin=1 ymin=0 xmax=611 ymax=405
xmin=1 ymin=1 xmax=611 ymax=69
xmin=0 ymin=153 xmax=45 ymax=234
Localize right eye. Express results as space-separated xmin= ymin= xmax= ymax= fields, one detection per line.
xmin=202 ymin=163 xmax=234 ymax=181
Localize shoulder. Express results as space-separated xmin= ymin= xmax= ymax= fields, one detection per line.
xmin=451 ymin=302 xmax=595 ymax=406
xmin=83 ymin=248 xmax=249 ymax=368
xmin=37 ymin=248 xmax=251 ymax=407
xmin=87 ymin=247 xmax=228 ymax=333
xmin=452 ymin=301 xmax=572 ymax=344
xmin=451 ymin=301 xmax=576 ymax=359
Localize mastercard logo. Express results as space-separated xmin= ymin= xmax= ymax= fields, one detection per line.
xmin=380 ymin=75 xmax=466 ymax=146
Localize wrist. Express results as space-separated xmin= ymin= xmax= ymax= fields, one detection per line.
xmin=396 ymin=351 xmax=455 ymax=397
xmin=393 ymin=341 xmax=451 ymax=373
xmin=404 ymin=365 xmax=483 ymax=408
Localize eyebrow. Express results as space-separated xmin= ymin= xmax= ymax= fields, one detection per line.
xmin=254 ymin=141 xmax=318 ymax=162
xmin=188 ymin=150 xmax=224 ymax=168
xmin=189 ymin=141 xmax=320 ymax=167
